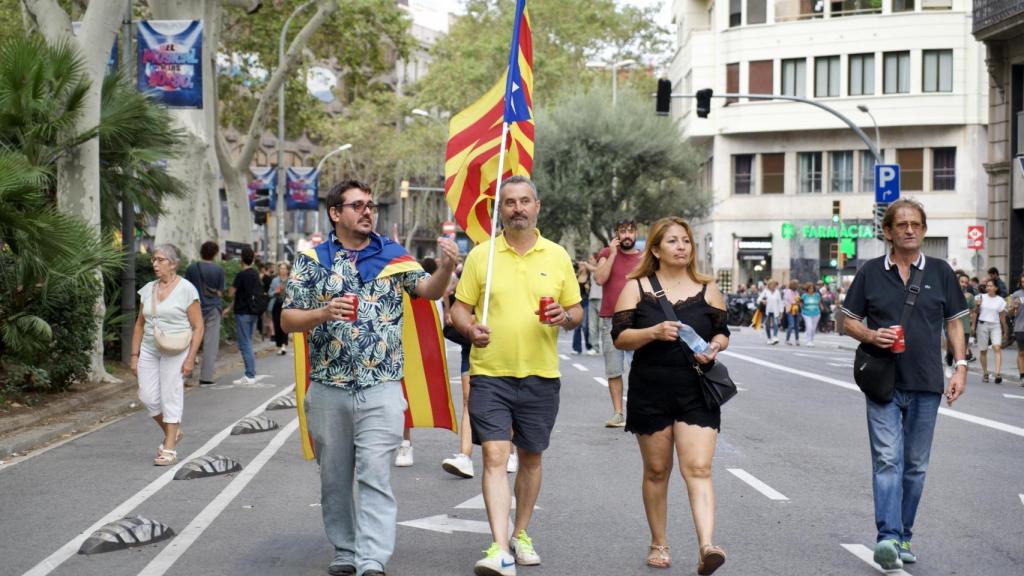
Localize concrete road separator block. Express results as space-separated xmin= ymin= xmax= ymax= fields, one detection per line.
xmin=265 ymin=394 xmax=297 ymax=411
xmin=77 ymin=516 xmax=174 ymax=555
xmin=173 ymin=455 xmax=243 ymax=480
xmin=230 ymin=415 xmax=279 ymax=435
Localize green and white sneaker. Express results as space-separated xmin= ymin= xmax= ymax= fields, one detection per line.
xmin=899 ymin=540 xmax=917 ymax=563
xmin=474 ymin=543 xmax=516 ymax=576
xmin=873 ymin=539 xmax=903 ymax=571
xmin=510 ymin=530 xmax=541 ymax=565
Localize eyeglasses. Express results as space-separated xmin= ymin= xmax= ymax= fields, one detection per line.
xmin=336 ymin=201 xmax=378 ymax=213
xmin=152 ymin=256 xmax=171 ymax=264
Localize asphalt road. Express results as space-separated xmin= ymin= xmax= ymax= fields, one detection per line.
xmin=2 ymin=329 xmax=1022 ymax=576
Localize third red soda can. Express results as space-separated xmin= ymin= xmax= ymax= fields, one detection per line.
xmin=891 ymin=325 xmax=905 ymax=353
xmin=539 ymin=296 xmax=555 ymax=323
xmin=345 ymin=293 xmax=359 ymax=322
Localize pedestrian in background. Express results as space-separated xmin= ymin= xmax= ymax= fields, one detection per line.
xmin=799 ymin=282 xmax=823 ymax=346
xmin=987 ymin=266 xmax=1008 ymax=297
xmin=840 ymin=198 xmax=968 ymax=571
xmin=450 ymin=176 xmax=582 ymax=576
xmin=131 ymin=244 xmax=203 ymax=466
xmin=282 ymin=179 xmax=457 ymax=576
xmin=612 ymin=216 xmax=730 ymax=575
xmin=184 ymin=241 xmax=225 ymax=386
xmin=782 ymin=279 xmax=801 ymax=345
xmin=572 ymin=259 xmax=595 ymax=355
xmin=257 ymin=262 xmax=274 ymax=339
xmin=225 ymin=246 xmax=262 ymax=386
xmin=1009 ymin=273 xmax=1024 ymax=384
xmin=585 ymin=253 xmax=602 ymax=354
xmin=975 ymin=278 xmax=1008 ymax=383
xmin=269 ymin=261 xmax=291 ymax=356
xmin=594 ymin=217 xmax=643 ymax=428
xmin=946 ymin=272 xmax=977 ymax=367
xmin=758 ymin=279 xmax=783 ymax=344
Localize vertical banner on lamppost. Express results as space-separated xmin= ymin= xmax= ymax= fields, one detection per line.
xmin=286 ymin=167 xmax=320 ymax=211
xmin=137 ymin=20 xmax=204 ymax=108
xmin=249 ymin=167 xmax=277 ymax=211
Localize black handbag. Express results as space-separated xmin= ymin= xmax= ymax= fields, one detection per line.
xmin=648 ymin=275 xmax=737 ymax=409
xmin=852 ymin=266 xmax=923 ymax=404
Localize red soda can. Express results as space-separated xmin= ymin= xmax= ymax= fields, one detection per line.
xmin=539 ymin=296 xmax=555 ymax=323
xmin=345 ymin=293 xmax=359 ymax=322
xmin=891 ymin=325 xmax=905 ymax=353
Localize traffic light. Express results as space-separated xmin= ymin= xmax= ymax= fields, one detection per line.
xmin=696 ymin=88 xmax=713 ymax=118
xmin=400 ymin=179 xmax=410 ymax=199
xmin=254 ymin=211 xmax=267 ymax=225
xmin=829 ymin=242 xmax=839 ymax=268
xmin=252 ymin=188 xmax=270 ymax=225
xmin=656 ymin=79 xmax=672 ymax=116
xmin=832 ymin=200 xmax=841 ymax=223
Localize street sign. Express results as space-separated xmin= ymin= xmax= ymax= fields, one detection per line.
xmin=967 ymin=225 xmax=985 ymax=250
xmin=875 ymin=164 xmax=900 ymax=203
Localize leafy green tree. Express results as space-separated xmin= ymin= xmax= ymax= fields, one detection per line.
xmin=414 ymin=0 xmax=668 ymax=113
xmin=533 ymin=88 xmax=706 ymax=245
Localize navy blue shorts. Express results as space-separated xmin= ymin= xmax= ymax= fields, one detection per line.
xmin=460 ymin=343 xmax=471 ymax=374
xmin=468 ymin=375 xmax=560 ymax=453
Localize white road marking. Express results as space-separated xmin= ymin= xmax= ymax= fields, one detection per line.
xmin=399 ymin=514 xmax=492 ymax=535
xmin=137 ymin=418 xmax=300 ymax=576
xmin=840 ymin=543 xmax=913 ymax=575
xmin=722 ymin=351 xmax=1024 ymax=438
xmin=594 ymin=377 xmax=608 ymax=387
xmin=829 ymin=362 xmax=853 ymax=368
xmin=572 ymin=363 xmax=589 ymax=372
xmin=559 ymin=354 xmax=570 ymax=360
xmin=1020 ymin=494 xmax=1024 ymax=508
xmin=1002 ymin=394 xmax=1024 ymax=400
xmin=726 ymin=468 xmax=788 ymax=501
xmin=455 ymin=493 xmax=538 ymax=510
xmin=22 ymin=385 xmax=296 ymax=576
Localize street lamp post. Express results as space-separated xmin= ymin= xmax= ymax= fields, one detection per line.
xmin=587 ymin=58 xmax=636 ymax=106
xmin=857 ymin=104 xmax=882 ymax=159
xmin=275 ymin=0 xmax=315 ymax=261
xmin=314 ymin=143 xmax=352 ymax=233
xmin=411 ymin=108 xmax=452 ymax=220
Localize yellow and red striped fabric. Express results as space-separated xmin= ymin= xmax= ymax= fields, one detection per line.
xmin=444 ymin=6 xmax=534 ymax=244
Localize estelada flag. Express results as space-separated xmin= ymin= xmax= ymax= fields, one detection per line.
xmin=292 ymin=232 xmax=457 ymax=460
xmin=445 ymin=0 xmax=534 ymax=244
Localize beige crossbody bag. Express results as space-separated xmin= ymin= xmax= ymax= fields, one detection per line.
xmin=151 ymin=282 xmax=191 ymax=354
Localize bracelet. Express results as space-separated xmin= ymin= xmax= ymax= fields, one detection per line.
xmin=561 ymin=311 xmax=573 ymax=328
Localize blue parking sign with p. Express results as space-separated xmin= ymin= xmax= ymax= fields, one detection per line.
xmin=875 ymin=164 xmax=900 ymax=203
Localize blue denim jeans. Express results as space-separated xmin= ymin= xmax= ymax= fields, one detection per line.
xmin=764 ymin=312 xmax=778 ymax=340
xmin=866 ymin=389 xmax=941 ymax=543
xmin=306 ymin=381 xmax=405 ymax=574
xmin=235 ymin=314 xmax=257 ymax=378
xmin=572 ymin=298 xmax=592 ymax=353
xmin=785 ymin=312 xmax=800 ymax=342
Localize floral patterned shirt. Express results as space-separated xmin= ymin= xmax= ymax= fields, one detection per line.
xmin=284 ymin=242 xmax=428 ymax=392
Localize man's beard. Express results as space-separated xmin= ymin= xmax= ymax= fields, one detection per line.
xmin=620 ymin=237 xmax=635 ymax=250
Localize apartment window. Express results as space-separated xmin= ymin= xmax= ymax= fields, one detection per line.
xmin=815 ymin=56 xmax=840 ymax=97
xmin=893 ymin=0 xmax=915 ymax=12
xmin=799 ymin=152 xmax=822 ymax=194
xmin=749 ymin=60 xmax=773 ymax=95
xmin=830 ymin=151 xmax=854 ymax=193
xmin=782 ymin=58 xmax=806 ymax=97
xmin=726 ymin=63 xmax=739 ymax=104
xmin=748 ymin=0 xmax=767 ymax=24
xmin=923 ymin=49 xmax=953 ymax=93
xmin=922 ymin=237 xmax=948 ymax=259
xmin=932 ymin=147 xmax=956 ymax=190
xmin=860 ymin=151 xmax=877 ymax=193
xmin=897 ymin=148 xmax=923 ymax=190
xmin=883 ymin=51 xmax=910 ymax=94
xmin=730 ymin=0 xmax=742 ymax=26
xmin=849 ymin=53 xmax=875 ymax=96
xmin=921 ymin=0 xmax=953 ymax=10
xmin=762 ymin=153 xmax=785 ymax=194
xmin=734 ymin=154 xmax=754 ymax=195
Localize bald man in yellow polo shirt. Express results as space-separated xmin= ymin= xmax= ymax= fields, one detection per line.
xmin=452 ymin=176 xmax=582 ymax=576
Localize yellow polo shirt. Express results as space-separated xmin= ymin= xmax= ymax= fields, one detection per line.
xmin=456 ymin=230 xmax=581 ymax=378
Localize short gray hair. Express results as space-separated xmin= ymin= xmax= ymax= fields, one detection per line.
xmin=499 ymin=175 xmax=538 ymax=199
xmin=154 ymin=244 xmax=180 ymax=264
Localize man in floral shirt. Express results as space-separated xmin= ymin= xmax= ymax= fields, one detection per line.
xmin=282 ymin=179 xmax=457 ymax=576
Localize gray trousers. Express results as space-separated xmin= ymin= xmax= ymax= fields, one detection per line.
xmin=588 ymin=297 xmax=602 ymax=352
xmin=198 ymin=307 xmax=222 ymax=382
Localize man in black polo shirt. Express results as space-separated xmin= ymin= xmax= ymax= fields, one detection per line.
xmin=840 ymin=199 xmax=968 ymax=571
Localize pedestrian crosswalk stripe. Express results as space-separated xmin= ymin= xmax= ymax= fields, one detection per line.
xmin=558 ymin=354 xmax=570 ymax=360
xmin=727 ymin=468 xmax=788 ymax=501
xmin=572 ymin=363 xmax=588 ymax=372
xmin=593 ymin=377 xmax=608 ymax=387
xmin=840 ymin=544 xmax=913 ymax=575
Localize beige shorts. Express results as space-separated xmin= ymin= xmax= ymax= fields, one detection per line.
xmin=976 ymin=321 xmax=1002 ymax=349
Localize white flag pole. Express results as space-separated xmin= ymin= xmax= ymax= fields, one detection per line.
xmin=481 ymin=121 xmax=511 ymax=326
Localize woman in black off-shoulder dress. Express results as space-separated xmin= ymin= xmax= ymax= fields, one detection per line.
xmin=612 ymin=216 xmax=730 ymax=576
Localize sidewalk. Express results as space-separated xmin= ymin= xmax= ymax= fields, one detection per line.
xmin=0 ymin=337 xmax=278 ymax=460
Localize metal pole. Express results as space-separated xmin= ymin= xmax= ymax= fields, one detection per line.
xmin=275 ymin=1 xmax=314 ymax=261
xmin=119 ymin=0 xmax=135 ymax=366
xmin=314 ymin=143 xmax=352 ymax=234
xmin=612 ymin=62 xmax=618 ymax=107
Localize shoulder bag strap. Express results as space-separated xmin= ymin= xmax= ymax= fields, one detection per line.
xmin=898 ymin=264 xmax=925 ymax=327
xmin=151 ymin=283 xmax=161 ymax=332
xmin=648 ymin=274 xmax=700 ymax=368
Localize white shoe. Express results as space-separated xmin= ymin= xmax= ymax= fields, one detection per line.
xmin=278 ymin=346 xmax=287 ymax=355
xmin=585 ymin=348 xmax=600 ymax=356
xmin=506 ymin=452 xmax=518 ymax=474
xmin=394 ymin=440 xmax=414 ymax=467
xmin=232 ymin=376 xmax=256 ymax=385
xmin=805 ymin=341 xmax=815 ymax=347
xmin=510 ymin=530 xmax=541 ymax=566
xmin=475 ymin=544 xmax=516 ymax=576
xmin=441 ymin=453 xmax=475 ymax=478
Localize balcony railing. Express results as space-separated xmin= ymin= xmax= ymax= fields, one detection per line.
xmin=973 ymin=0 xmax=1024 ymax=34
xmin=774 ymin=0 xmax=883 ymax=22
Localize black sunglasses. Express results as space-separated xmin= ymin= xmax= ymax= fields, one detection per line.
xmin=334 ymin=201 xmax=379 ymax=213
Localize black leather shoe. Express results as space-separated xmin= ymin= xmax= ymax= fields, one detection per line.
xmin=362 ymin=571 xmax=385 ymax=576
xmin=327 ymin=564 xmax=356 ymax=576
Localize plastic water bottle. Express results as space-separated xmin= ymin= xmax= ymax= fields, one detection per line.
xmin=677 ymin=323 xmax=709 ymax=353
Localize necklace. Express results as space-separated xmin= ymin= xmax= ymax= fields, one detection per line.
xmin=656 ymin=272 xmax=688 ymax=291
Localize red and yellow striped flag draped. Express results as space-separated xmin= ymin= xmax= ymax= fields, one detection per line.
xmin=445 ymin=4 xmax=534 ymax=244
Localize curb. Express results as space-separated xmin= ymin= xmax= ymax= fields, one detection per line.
xmin=0 ymin=339 xmax=279 ymax=459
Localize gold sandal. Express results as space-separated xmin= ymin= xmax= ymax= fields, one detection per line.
xmin=698 ymin=544 xmax=726 ymax=575
xmin=154 ymin=449 xmax=177 ymax=466
xmin=157 ymin=430 xmax=183 ymax=456
xmin=646 ymin=545 xmax=671 ymax=569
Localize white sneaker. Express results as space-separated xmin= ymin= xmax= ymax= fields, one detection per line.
xmin=278 ymin=346 xmax=287 ymax=355
xmin=475 ymin=543 xmax=516 ymax=576
xmin=805 ymin=341 xmax=815 ymax=347
xmin=506 ymin=452 xmax=518 ymax=474
xmin=394 ymin=440 xmax=414 ymax=467
xmin=233 ymin=376 xmax=256 ymax=386
xmin=510 ymin=530 xmax=541 ymax=566
xmin=585 ymin=348 xmax=600 ymax=356
xmin=441 ymin=453 xmax=475 ymax=478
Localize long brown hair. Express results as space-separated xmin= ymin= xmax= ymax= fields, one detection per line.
xmin=627 ymin=217 xmax=713 ymax=284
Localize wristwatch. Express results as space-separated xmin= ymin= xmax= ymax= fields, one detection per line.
xmin=954 ymin=359 xmax=968 ymax=369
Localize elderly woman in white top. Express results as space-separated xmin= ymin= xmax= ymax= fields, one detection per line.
xmin=758 ymin=280 xmax=785 ymax=344
xmin=130 ymin=244 xmax=203 ymax=465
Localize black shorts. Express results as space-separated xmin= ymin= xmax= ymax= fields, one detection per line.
xmin=468 ymin=375 xmax=560 ymax=454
